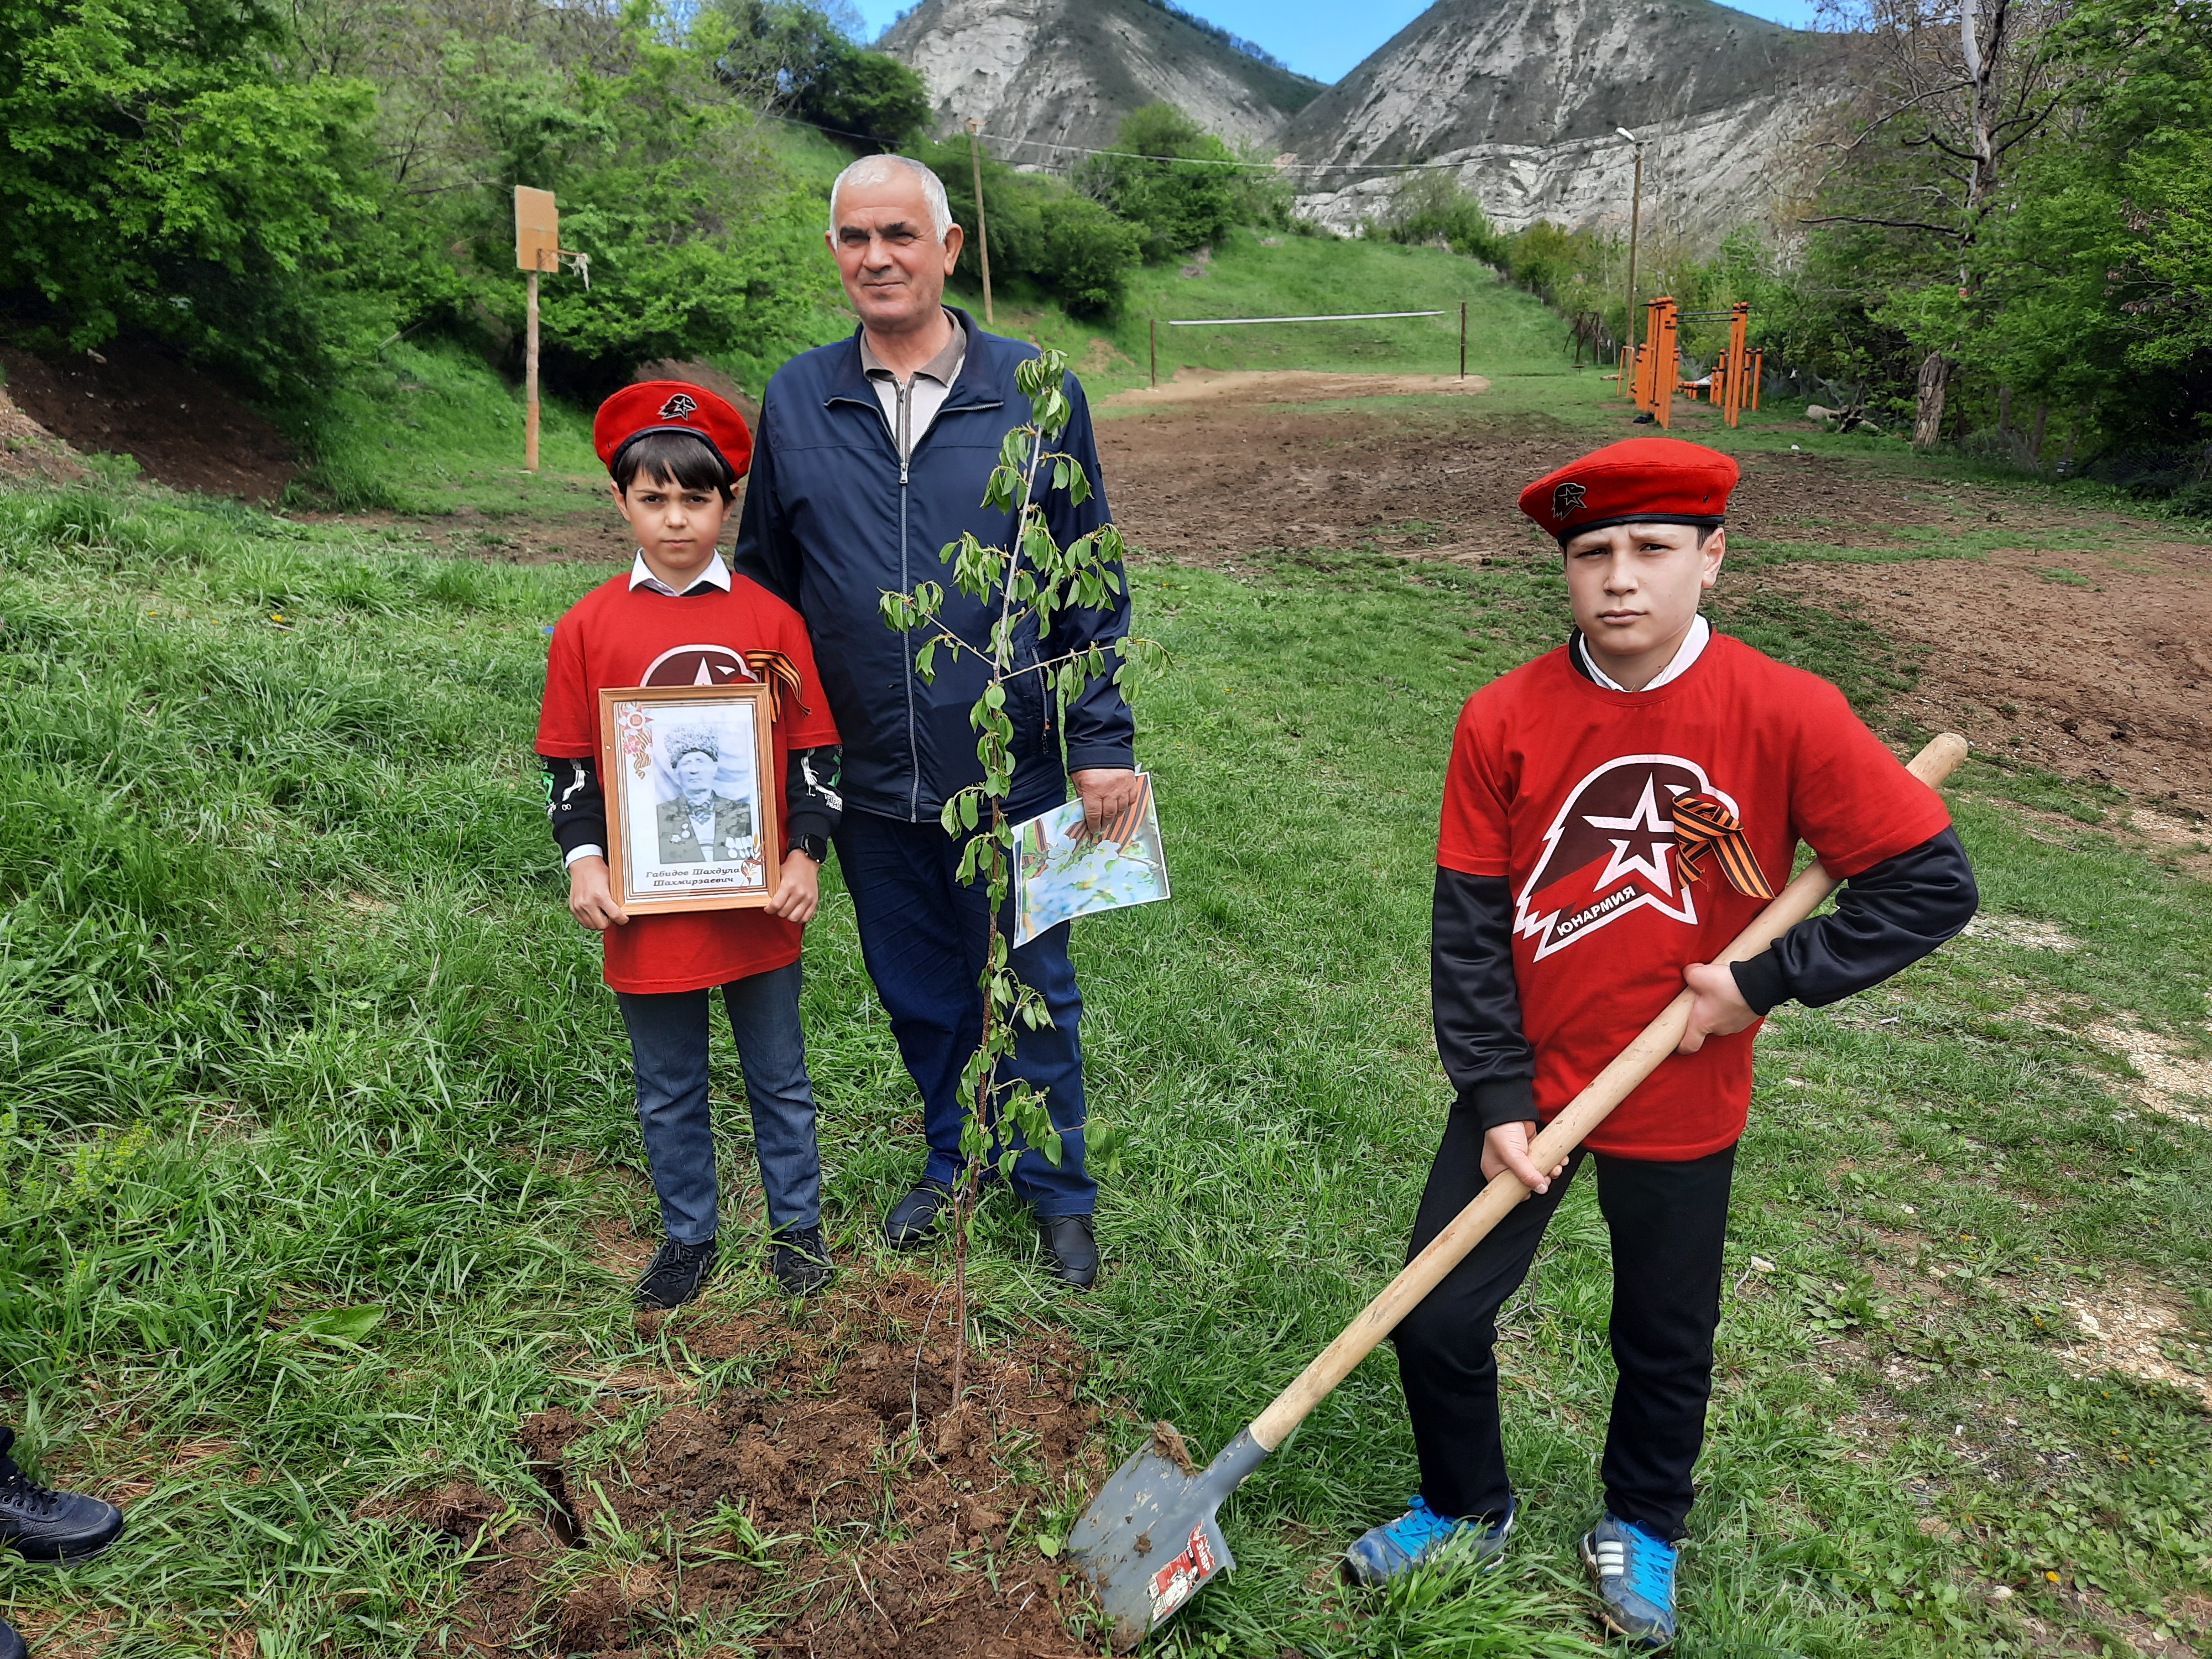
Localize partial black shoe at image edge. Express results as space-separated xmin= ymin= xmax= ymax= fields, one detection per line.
xmin=0 ymin=1425 xmax=127 ymax=1568
xmin=0 ymin=1613 xmax=25 ymax=1659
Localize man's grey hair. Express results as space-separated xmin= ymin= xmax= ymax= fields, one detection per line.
xmin=828 ymin=153 xmax=953 ymax=243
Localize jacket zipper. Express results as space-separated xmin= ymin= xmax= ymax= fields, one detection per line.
xmin=898 ymin=377 xmax=918 ymax=821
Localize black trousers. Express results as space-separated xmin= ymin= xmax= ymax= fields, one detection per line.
xmin=1391 ymin=1111 xmax=1737 ymax=1542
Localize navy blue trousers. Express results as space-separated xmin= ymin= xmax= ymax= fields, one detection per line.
xmin=837 ymin=808 xmax=1096 ymax=1218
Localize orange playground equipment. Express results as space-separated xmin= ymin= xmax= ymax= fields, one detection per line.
xmin=1618 ymin=298 xmax=1759 ymax=428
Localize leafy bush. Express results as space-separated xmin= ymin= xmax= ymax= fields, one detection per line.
xmin=698 ymin=0 xmax=929 ymax=149
xmin=917 ymin=140 xmax=1143 ymax=317
xmin=1384 ymin=173 xmax=1505 ymax=263
xmin=1075 ymin=103 xmax=1284 ymax=263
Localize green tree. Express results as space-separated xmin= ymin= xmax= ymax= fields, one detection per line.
xmin=1076 ymin=102 xmax=1276 ymax=263
xmin=696 ymin=0 xmax=927 ymax=149
xmin=0 ymin=0 xmax=388 ymax=389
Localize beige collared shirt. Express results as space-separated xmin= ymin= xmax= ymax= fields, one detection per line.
xmin=859 ymin=309 xmax=967 ymax=466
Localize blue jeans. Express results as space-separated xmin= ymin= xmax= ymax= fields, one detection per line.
xmin=615 ymin=961 xmax=822 ymax=1244
xmin=837 ymin=808 xmax=1096 ymax=1218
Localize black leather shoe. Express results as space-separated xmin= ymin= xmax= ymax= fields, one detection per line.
xmin=1038 ymin=1214 xmax=1099 ymax=1290
xmin=0 ymin=1613 xmax=25 ymax=1659
xmin=883 ymin=1178 xmax=954 ymax=1249
xmin=634 ymin=1237 xmax=718 ymax=1309
xmin=0 ymin=1426 xmax=126 ymax=1564
xmin=769 ymin=1224 xmax=832 ymax=1295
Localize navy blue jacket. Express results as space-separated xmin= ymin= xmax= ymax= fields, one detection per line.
xmin=732 ymin=309 xmax=1136 ymax=825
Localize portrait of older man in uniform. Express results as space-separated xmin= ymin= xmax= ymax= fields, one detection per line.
xmin=656 ymin=727 xmax=754 ymax=864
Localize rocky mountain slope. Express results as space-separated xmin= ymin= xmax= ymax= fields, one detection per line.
xmin=879 ymin=0 xmax=1853 ymax=243
xmin=1281 ymin=0 xmax=1851 ymax=239
xmin=879 ymin=0 xmax=1323 ymax=157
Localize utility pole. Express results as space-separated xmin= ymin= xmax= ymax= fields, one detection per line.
xmin=513 ymin=186 xmax=587 ymax=473
xmin=1615 ymin=128 xmax=1645 ymax=380
xmin=967 ymin=118 xmax=995 ymax=326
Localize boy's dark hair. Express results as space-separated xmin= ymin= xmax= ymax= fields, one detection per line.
xmin=612 ymin=430 xmax=736 ymax=503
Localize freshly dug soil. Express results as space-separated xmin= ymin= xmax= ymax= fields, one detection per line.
xmin=0 ymin=345 xmax=297 ymax=501
xmin=415 ymin=1271 xmax=1109 ymax=1657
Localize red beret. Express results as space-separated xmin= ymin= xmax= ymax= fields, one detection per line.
xmin=1517 ymin=437 xmax=1739 ymax=542
xmin=593 ymin=380 xmax=753 ymax=482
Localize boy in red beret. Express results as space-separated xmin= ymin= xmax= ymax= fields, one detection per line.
xmin=1344 ymin=437 xmax=1977 ymax=1647
xmin=536 ymin=382 xmax=846 ymax=1306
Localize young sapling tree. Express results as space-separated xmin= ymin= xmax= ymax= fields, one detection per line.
xmin=879 ymin=347 xmax=1152 ymax=1418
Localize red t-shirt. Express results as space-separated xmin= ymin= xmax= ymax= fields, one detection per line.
xmin=536 ymin=573 xmax=841 ymax=995
xmin=1437 ymin=632 xmax=1952 ymax=1160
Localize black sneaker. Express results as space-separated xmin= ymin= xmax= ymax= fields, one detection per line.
xmin=883 ymin=1178 xmax=955 ymax=1249
xmin=0 ymin=1426 xmax=126 ymax=1564
xmin=1038 ymin=1213 xmax=1099 ymax=1289
xmin=0 ymin=1613 xmax=23 ymax=1659
xmin=769 ymin=1224 xmax=833 ymax=1295
xmin=634 ymin=1237 xmax=718 ymax=1310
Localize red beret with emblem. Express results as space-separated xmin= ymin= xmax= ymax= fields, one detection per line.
xmin=593 ymin=380 xmax=753 ymax=482
xmin=1517 ymin=436 xmax=1739 ymax=542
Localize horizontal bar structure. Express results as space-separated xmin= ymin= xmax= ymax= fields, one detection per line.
xmin=1165 ymin=310 xmax=1449 ymax=326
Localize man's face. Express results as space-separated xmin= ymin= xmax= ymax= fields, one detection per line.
xmin=1561 ymin=522 xmax=1725 ymax=662
xmin=675 ymin=749 xmax=717 ymax=797
xmin=828 ymin=175 xmax=965 ymax=335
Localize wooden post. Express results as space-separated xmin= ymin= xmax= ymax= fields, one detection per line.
xmin=1459 ymin=300 xmax=1467 ymax=379
xmin=1723 ymin=300 xmax=1749 ymax=428
xmin=525 ymin=265 xmax=541 ymax=473
xmin=1655 ymin=296 xmax=1678 ymax=430
xmin=1751 ymin=348 xmax=1762 ymax=411
xmin=967 ymin=118 xmax=994 ymax=327
xmin=1150 ymin=317 xmax=1157 ymax=388
xmin=1622 ymin=141 xmax=1644 ymax=401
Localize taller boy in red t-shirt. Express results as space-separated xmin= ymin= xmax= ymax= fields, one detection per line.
xmin=1344 ymin=437 xmax=1977 ymax=1648
xmin=537 ymin=383 xmax=844 ymax=1308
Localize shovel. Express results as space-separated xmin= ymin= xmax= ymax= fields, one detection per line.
xmin=1069 ymin=733 xmax=1969 ymax=1650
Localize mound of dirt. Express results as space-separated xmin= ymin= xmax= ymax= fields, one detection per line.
xmin=421 ymin=1270 xmax=1109 ymax=1657
xmin=0 ymin=379 xmax=84 ymax=486
xmin=0 ymin=345 xmax=296 ymax=501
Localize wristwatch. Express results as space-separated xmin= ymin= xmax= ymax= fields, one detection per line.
xmin=790 ymin=832 xmax=830 ymax=865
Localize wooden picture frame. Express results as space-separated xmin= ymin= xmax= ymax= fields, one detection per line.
xmin=598 ymin=683 xmax=780 ymax=915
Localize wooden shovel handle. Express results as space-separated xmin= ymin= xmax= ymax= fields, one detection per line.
xmin=1249 ymin=732 xmax=1968 ymax=1452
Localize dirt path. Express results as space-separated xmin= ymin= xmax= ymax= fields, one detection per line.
xmin=1095 ymin=398 xmax=2212 ymax=818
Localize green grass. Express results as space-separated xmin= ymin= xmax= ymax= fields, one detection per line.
xmin=2 ymin=460 xmax=2208 ymax=1656
xmin=959 ymin=226 xmax=1571 ymax=396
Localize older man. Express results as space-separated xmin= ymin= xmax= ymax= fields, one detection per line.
xmin=733 ymin=154 xmax=1138 ymax=1288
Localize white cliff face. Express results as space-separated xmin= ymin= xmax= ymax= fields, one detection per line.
xmin=1281 ymin=0 xmax=1851 ymax=243
xmin=1293 ymin=92 xmax=1830 ymax=243
xmin=880 ymin=0 xmax=1321 ymax=156
xmin=881 ymin=0 xmax=1851 ymax=247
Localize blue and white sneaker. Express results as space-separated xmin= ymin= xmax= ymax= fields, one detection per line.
xmin=1580 ymin=1512 xmax=1678 ymax=1648
xmin=1344 ymin=1494 xmax=1515 ymax=1586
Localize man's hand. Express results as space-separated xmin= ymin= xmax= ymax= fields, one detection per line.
xmin=765 ymin=850 xmax=822 ymax=924
xmin=1679 ymin=959 xmax=1758 ymax=1053
xmin=1070 ymin=767 xmax=1142 ymax=837
xmin=1481 ymin=1120 xmax=1568 ymax=1194
xmin=568 ymin=855 xmax=628 ymax=932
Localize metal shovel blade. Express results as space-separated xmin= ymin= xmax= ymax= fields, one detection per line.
xmin=1068 ymin=1427 xmax=1269 ymax=1651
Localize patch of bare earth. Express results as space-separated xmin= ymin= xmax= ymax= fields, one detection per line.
xmin=1096 ymin=395 xmax=2212 ymax=813
xmin=2084 ymin=1021 xmax=2212 ymax=1128
xmin=2057 ymin=1280 xmax=2212 ymax=1407
xmin=1103 ymin=366 xmax=1490 ymax=409
xmin=0 ymin=345 xmax=297 ymax=500
xmin=0 ymin=378 xmax=85 ymax=485
xmin=413 ymin=1269 xmax=1108 ymax=1656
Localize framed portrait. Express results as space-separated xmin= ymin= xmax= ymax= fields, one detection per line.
xmin=597 ymin=683 xmax=780 ymax=914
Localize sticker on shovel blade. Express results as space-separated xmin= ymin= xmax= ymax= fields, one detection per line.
xmin=1146 ymin=1522 xmax=1217 ymax=1623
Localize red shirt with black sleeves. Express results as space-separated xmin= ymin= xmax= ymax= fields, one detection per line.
xmin=1437 ymin=632 xmax=1952 ymax=1160
xmin=538 ymin=574 xmax=840 ymax=995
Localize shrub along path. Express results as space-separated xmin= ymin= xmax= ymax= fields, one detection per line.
xmin=0 ymin=403 xmax=2207 ymax=1656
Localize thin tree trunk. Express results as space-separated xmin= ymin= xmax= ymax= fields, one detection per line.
xmin=1996 ymin=383 xmax=2011 ymax=435
xmin=1913 ymin=352 xmax=1952 ymax=449
xmin=2031 ymin=400 xmax=2049 ymax=466
xmin=2060 ymin=405 xmax=2081 ymax=474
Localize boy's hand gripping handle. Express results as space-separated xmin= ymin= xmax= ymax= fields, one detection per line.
xmin=1246 ymin=732 xmax=1969 ymax=1453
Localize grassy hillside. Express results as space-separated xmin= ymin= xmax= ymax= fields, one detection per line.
xmin=961 ymin=227 xmax=1569 ymax=394
xmin=1 ymin=455 xmax=2206 ymax=1653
